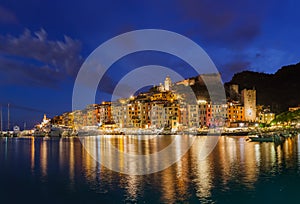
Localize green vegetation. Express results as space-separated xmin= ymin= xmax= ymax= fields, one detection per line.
xmin=271 ymin=109 xmax=300 ymax=124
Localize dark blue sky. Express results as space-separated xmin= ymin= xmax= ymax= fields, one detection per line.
xmin=0 ymin=0 xmax=299 ymax=128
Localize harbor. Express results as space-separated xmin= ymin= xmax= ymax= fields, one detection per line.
xmin=1 ymin=113 xmax=300 ymax=143
xmin=0 ymin=1 xmax=299 ymax=202
xmin=1 ymin=132 xmax=300 ymax=203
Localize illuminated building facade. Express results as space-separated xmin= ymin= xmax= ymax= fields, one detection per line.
xmin=188 ymin=104 xmax=199 ymax=128
xmin=198 ymin=100 xmax=207 ymax=127
xmin=62 ymin=112 xmax=74 ymax=128
xmin=150 ymin=102 xmax=166 ymax=129
xmin=258 ymin=112 xmax=275 ymax=124
xmin=51 ymin=76 xmax=262 ymax=130
xmin=289 ymin=106 xmax=300 ymax=112
xmin=226 ymin=101 xmax=245 ymax=122
xmin=85 ymin=104 xmax=100 ymax=126
xmin=164 ymin=102 xmax=180 ymax=130
xmin=99 ymin=102 xmax=112 ymax=124
xmin=241 ymin=89 xmax=256 ymax=122
xmin=164 ymin=75 xmax=172 ymax=91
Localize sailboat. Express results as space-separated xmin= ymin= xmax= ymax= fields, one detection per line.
xmin=0 ymin=105 xmax=2 ymax=137
xmin=0 ymin=104 xmax=11 ymax=137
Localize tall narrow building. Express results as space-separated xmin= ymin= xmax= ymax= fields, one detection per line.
xmin=164 ymin=76 xmax=172 ymax=91
xmin=241 ymin=89 xmax=256 ymax=122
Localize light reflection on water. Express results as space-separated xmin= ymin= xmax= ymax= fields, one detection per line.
xmin=0 ymin=135 xmax=299 ymax=203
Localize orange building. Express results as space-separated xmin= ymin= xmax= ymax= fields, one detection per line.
xmin=226 ymin=102 xmax=245 ymax=122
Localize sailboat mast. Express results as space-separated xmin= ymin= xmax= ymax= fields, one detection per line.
xmin=7 ymin=103 xmax=10 ymax=131
xmin=0 ymin=105 xmax=2 ymax=132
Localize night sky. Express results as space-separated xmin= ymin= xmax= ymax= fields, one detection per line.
xmin=0 ymin=0 xmax=299 ymax=128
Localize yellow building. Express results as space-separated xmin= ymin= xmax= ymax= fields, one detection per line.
xmin=150 ymin=91 xmax=176 ymax=102
xmin=85 ymin=104 xmax=100 ymax=126
xmin=62 ymin=112 xmax=74 ymax=128
xmin=289 ymin=106 xmax=300 ymax=112
xmin=164 ymin=102 xmax=180 ymax=130
xmin=258 ymin=112 xmax=275 ymax=124
xmin=126 ymin=99 xmax=151 ymax=128
xmin=52 ymin=115 xmax=63 ymax=126
xmin=73 ymin=110 xmax=84 ymax=128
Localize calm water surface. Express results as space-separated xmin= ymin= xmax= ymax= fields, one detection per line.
xmin=1 ymin=135 xmax=300 ymax=203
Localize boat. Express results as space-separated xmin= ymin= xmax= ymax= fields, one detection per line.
xmin=59 ymin=127 xmax=79 ymax=137
xmin=279 ymin=131 xmax=298 ymax=138
xmin=222 ymin=131 xmax=249 ymax=136
xmin=195 ymin=130 xmax=209 ymax=136
xmin=158 ymin=127 xmax=173 ymax=135
xmin=273 ymin=133 xmax=285 ymax=144
xmin=61 ymin=129 xmax=71 ymax=137
xmin=248 ymin=135 xmax=274 ymax=142
xmin=247 ymin=132 xmax=287 ymax=143
xmin=49 ymin=126 xmax=63 ymax=137
xmin=0 ymin=131 xmax=13 ymax=137
xmin=33 ymin=128 xmax=47 ymax=137
xmin=18 ymin=130 xmax=33 ymax=137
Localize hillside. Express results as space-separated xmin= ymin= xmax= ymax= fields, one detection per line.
xmin=226 ymin=62 xmax=300 ymax=113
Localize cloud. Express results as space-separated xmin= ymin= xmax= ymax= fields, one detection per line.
xmin=248 ymin=48 xmax=299 ymax=73
xmin=222 ymin=60 xmax=251 ymax=82
xmin=0 ymin=55 xmax=64 ymax=88
xmin=0 ymin=6 xmax=18 ymax=24
xmin=177 ymin=0 xmax=268 ymax=48
xmin=218 ymin=46 xmax=300 ymax=82
xmin=224 ymin=60 xmax=250 ymax=73
xmin=0 ymin=29 xmax=83 ymax=87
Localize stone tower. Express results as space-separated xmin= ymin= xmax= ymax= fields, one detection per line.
xmin=164 ymin=76 xmax=172 ymax=91
xmin=241 ymin=89 xmax=256 ymax=122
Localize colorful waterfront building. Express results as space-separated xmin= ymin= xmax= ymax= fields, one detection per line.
xmin=164 ymin=102 xmax=180 ymax=130
xmin=52 ymin=115 xmax=63 ymax=126
xmin=206 ymin=102 xmax=226 ymax=127
xmin=198 ymin=100 xmax=207 ymax=127
xmin=85 ymin=104 xmax=100 ymax=126
xmin=99 ymin=101 xmax=112 ymax=124
xmin=149 ymin=101 xmax=166 ymax=129
xmin=111 ymin=99 xmax=128 ymax=128
xmin=73 ymin=110 xmax=84 ymax=128
xmin=257 ymin=107 xmax=275 ymax=124
xmin=226 ymin=101 xmax=245 ymax=122
xmin=62 ymin=112 xmax=74 ymax=128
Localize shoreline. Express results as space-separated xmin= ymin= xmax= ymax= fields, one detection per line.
xmin=1 ymin=126 xmax=299 ymax=138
